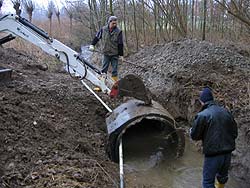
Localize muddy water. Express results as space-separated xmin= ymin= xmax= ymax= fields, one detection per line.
xmin=123 ymin=127 xmax=246 ymax=188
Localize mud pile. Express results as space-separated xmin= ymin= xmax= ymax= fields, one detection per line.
xmin=1 ymin=39 xmax=250 ymax=187
xmin=0 ymin=47 xmax=118 ymax=187
xmin=121 ymin=39 xmax=250 ymax=184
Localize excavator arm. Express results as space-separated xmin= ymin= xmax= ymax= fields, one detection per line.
xmin=0 ymin=14 xmax=152 ymax=107
xmin=0 ymin=14 xmax=114 ymax=111
xmin=0 ymin=14 xmax=186 ymax=188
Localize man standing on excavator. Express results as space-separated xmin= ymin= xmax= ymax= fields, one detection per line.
xmin=190 ymin=87 xmax=238 ymax=188
xmin=89 ymin=15 xmax=124 ymax=82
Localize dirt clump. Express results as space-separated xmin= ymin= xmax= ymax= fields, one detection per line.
xmin=120 ymin=39 xmax=250 ymax=185
xmin=0 ymin=47 xmax=118 ymax=188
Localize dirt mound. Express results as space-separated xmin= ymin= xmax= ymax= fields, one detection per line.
xmin=121 ymin=39 xmax=250 ymax=184
xmin=1 ymin=39 xmax=250 ymax=186
xmin=0 ymin=47 xmax=118 ymax=187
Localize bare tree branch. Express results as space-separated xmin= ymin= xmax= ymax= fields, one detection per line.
xmin=23 ymin=0 xmax=35 ymax=22
xmin=215 ymin=0 xmax=250 ymax=28
xmin=47 ymin=0 xmax=55 ymax=35
xmin=11 ymin=0 xmax=21 ymax=16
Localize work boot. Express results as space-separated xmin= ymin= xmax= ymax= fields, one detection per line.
xmin=93 ymin=73 xmax=107 ymax=92
xmin=93 ymin=87 xmax=101 ymax=92
xmin=215 ymin=181 xmax=225 ymax=188
xmin=111 ymin=76 xmax=118 ymax=82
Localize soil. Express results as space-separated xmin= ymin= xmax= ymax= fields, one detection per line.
xmin=1 ymin=38 xmax=250 ymax=187
xmin=120 ymin=39 xmax=250 ymax=185
xmin=0 ymin=47 xmax=119 ymax=188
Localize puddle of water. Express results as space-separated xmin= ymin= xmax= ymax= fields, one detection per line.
xmin=123 ymin=128 xmax=246 ymax=188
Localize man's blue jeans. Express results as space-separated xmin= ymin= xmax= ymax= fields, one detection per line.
xmin=203 ymin=153 xmax=231 ymax=188
xmin=101 ymin=55 xmax=118 ymax=77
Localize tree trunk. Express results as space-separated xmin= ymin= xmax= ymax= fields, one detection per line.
xmin=183 ymin=0 xmax=188 ymax=36
xmin=131 ymin=0 xmax=138 ymax=51
xmin=154 ymin=2 xmax=158 ymax=43
xmin=221 ymin=0 xmax=225 ymax=38
xmin=195 ymin=0 xmax=198 ymax=33
xmin=29 ymin=14 xmax=32 ymax=22
xmin=100 ymin=0 xmax=106 ymax=26
xmin=191 ymin=0 xmax=195 ymax=37
xmin=174 ymin=0 xmax=187 ymax=37
xmin=209 ymin=0 xmax=214 ymax=30
xmin=88 ymin=0 xmax=95 ymax=37
xmin=109 ymin=0 xmax=113 ymax=15
xmin=57 ymin=17 xmax=61 ymax=27
xmin=123 ymin=0 xmax=128 ymax=48
xmin=142 ymin=0 xmax=146 ymax=44
xmin=202 ymin=0 xmax=207 ymax=40
xmin=49 ymin=18 xmax=52 ymax=36
xmin=92 ymin=0 xmax=99 ymax=30
xmin=70 ymin=17 xmax=73 ymax=34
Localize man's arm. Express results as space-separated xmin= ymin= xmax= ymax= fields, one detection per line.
xmin=118 ymin=31 xmax=124 ymax=56
xmin=190 ymin=114 xmax=206 ymax=141
xmin=91 ymin=28 xmax=103 ymax=46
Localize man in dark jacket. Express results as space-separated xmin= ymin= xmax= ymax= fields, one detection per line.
xmin=89 ymin=16 xmax=124 ymax=82
xmin=190 ymin=87 xmax=238 ymax=188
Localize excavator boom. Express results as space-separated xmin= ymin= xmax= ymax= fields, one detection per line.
xmin=0 ymin=14 xmax=113 ymax=111
xmin=0 ymin=14 xmax=185 ymax=188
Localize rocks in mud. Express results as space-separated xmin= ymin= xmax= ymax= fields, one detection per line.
xmin=23 ymin=63 xmax=48 ymax=71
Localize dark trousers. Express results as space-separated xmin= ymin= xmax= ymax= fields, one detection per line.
xmin=101 ymin=55 xmax=118 ymax=77
xmin=203 ymin=153 xmax=231 ymax=188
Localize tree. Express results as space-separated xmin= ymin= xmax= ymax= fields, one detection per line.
xmin=191 ymin=0 xmax=195 ymax=36
xmin=153 ymin=1 xmax=158 ymax=43
xmin=11 ymin=0 xmax=21 ymax=16
xmin=148 ymin=0 xmax=188 ymax=38
xmin=24 ymin=0 xmax=35 ymax=22
xmin=59 ymin=0 xmax=250 ymax=52
xmin=209 ymin=0 xmax=214 ymax=30
xmin=64 ymin=4 xmax=74 ymax=34
xmin=215 ymin=0 xmax=250 ymax=29
xmin=141 ymin=0 xmax=146 ymax=43
xmin=123 ymin=0 xmax=128 ymax=47
xmin=202 ymin=0 xmax=207 ymax=40
xmin=100 ymin=0 xmax=108 ymax=26
xmin=88 ymin=0 xmax=96 ymax=38
xmin=55 ymin=7 xmax=61 ymax=26
xmin=109 ymin=0 xmax=113 ymax=15
xmin=131 ymin=0 xmax=139 ymax=51
xmin=47 ymin=1 xmax=54 ymax=35
xmin=0 ymin=0 xmax=3 ymax=13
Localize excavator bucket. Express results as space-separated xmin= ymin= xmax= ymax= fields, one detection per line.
xmin=110 ymin=74 xmax=152 ymax=105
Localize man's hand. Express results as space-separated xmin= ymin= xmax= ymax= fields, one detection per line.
xmin=119 ymin=56 xmax=124 ymax=63
xmin=89 ymin=45 xmax=95 ymax=51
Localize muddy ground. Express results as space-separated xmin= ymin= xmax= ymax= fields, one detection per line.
xmin=0 ymin=47 xmax=118 ymax=188
xmin=120 ymin=39 xmax=250 ymax=185
xmin=0 ymin=39 xmax=250 ymax=187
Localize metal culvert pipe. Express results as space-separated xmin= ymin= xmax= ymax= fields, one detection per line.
xmin=106 ymin=99 xmax=185 ymax=162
